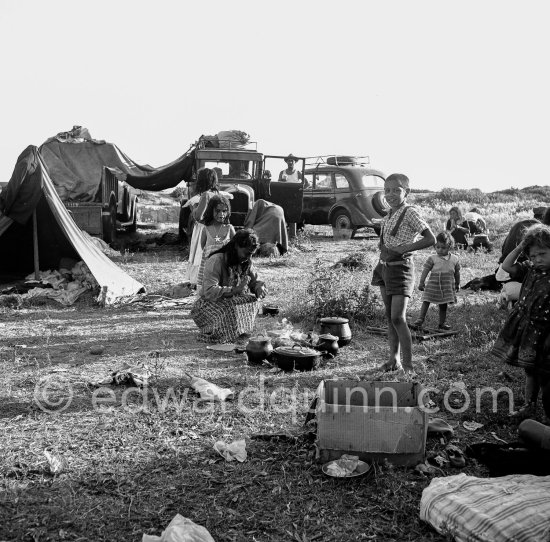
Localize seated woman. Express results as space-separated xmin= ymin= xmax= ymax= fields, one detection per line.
xmin=243 ymin=199 xmax=288 ymax=256
xmin=446 ymin=206 xmax=470 ymax=248
xmin=464 ymin=209 xmax=493 ymax=252
xmin=190 ymin=229 xmax=267 ymax=343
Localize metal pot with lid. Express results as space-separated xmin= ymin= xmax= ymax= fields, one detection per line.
xmin=319 ymin=317 xmax=352 ymax=346
xmin=271 ymin=344 xmax=323 ymax=372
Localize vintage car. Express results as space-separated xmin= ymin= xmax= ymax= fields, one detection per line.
xmin=301 ymin=155 xmax=389 ymax=234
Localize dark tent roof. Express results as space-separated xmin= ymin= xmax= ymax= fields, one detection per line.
xmin=39 ymin=126 xmax=195 ymax=202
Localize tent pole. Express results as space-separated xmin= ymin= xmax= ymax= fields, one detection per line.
xmin=32 ymin=209 xmax=40 ymax=280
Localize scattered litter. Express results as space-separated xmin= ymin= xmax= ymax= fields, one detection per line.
xmin=463 ymin=421 xmax=484 ymax=431
xmin=89 ymin=346 xmax=104 ymax=355
xmin=206 ymin=344 xmax=237 ymax=353
xmin=44 ymin=450 xmax=66 ymax=474
xmin=428 ymin=418 xmax=454 ymax=437
xmin=445 ymin=444 xmax=466 ymax=468
xmin=428 ymin=453 xmax=449 ymax=467
xmin=142 ymin=513 xmax=215 ymax=542
xmin=322 ymin=454 xmax=369 ymax=478
xmin=213 ymin=439 xmax=247 ymax=462
xmin=91 ymin=362 xmax=151 ymax=387
xmin=182 ymin=373 xmax=234 ymax=402
xmin=490 ymin=432 xmax=508 ymax=444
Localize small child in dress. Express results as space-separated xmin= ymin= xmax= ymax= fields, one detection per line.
xmin=414 ymin=231 xmax=460 ymax=330
xmin=491 ymin=224 xmax=550 ymax=422
xmin=196 ymin=195 xmax=235 ymax=287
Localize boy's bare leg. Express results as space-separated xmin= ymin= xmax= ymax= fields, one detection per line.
xmin=391 ymin=294 xmax=413 ymax=372
xmin=379 ymin=287 xmax=400 ymax=370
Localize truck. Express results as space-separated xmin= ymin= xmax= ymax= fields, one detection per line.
xmin=179 ymin=136 xmax=304 ymax=241
xmin=63 ymin=167 xmax=138 ymax=244
xmin=39 ymin=126 xmax=139 ymax=244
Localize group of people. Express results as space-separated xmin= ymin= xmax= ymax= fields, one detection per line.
xmin=446 ymin=206 xmax=493 ymax=252
xmin=374 ymin=173 xmax=550 ymax=447
xmin=183 ymin=167 xmax=271 ymax=344
xmin=184 ymin=167 xmax=550 ymax=443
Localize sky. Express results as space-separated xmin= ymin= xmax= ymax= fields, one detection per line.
xmin=1 ymin=0 xmax=549 ymax=192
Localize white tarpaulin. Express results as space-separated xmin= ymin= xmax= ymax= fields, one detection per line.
xmin=38 ymin=154 xmax=145 ymax=304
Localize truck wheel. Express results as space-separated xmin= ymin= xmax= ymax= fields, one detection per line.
xmin=102 ymin=202 xmax=117 ymax=244
xmin=332 ymin=210 xmax=353 ymax=230
xmin=127 ymin=207 xmax=137 ymax=233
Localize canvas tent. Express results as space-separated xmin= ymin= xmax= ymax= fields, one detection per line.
xmin=0 ymin=128 xmax=196 ymax=302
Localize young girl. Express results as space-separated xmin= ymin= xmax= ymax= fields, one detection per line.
xmin=184 ymin=168 xmax=219 ymax=285
xmin=196 ymin=195 xmax=235 ymax=287
xmin=414 ymin=231 xmax=460 ymax=330
xmin=491 ymin=224 xmax=550 ymax=422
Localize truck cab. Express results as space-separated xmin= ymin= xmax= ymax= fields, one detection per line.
xmin=180 ymin=138 xmax=304 ymax=241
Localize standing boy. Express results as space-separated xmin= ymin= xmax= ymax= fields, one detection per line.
xmin=371 ymin=174 xmax=435 ymax=374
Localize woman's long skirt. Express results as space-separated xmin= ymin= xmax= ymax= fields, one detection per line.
xmin=184 ymin=223 xmax=205 ymax=284
xmin=190 ymin=294 xmax=260 ymax=343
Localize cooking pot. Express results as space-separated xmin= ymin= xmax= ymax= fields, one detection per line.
xmin=319 ymin=317 xmax=352 ymax=346
xmin=245 ymin=337 xmax=273 ymax=365
xmin=316 ymin=333 xmax=340 ymax=357
xmin=271 ymin=344 xmax=323 ymax=372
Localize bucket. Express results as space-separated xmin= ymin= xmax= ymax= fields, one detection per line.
xmin=332 ymin=228 xmax=353 ymax=241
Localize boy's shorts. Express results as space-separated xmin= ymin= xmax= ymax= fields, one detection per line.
xmin=371 ymin=259 xmax=415 ymax=297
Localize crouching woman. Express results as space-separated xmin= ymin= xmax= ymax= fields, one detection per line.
xmin=190 ymin=229 xmax=267 ymax=343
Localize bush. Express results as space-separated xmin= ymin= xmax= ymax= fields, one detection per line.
xmin=285 ymin=259 xmax=377 ymax=327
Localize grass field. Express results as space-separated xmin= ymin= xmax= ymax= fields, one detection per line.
xmin=0 ymin=192 xmax=548 ymax=541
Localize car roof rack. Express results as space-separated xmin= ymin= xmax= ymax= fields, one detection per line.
xmin=304 ymin=155 xmax=370 ymax=168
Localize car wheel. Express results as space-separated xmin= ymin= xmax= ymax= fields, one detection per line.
xmin=332 ymin=209 xmax=353 ymax=230
xmin=372 ymin=191 xmax=389 ymax=216
xmin=102 ymin=201 xmax=117 ymax=244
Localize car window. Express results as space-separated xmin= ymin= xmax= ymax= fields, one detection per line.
xmin=334 ymin=173 xmax=349 ymax=189
xmin=360 ymin=174 xmax=385 ymax=188
xmin=315 ymin=172 xmax=333 ymax=190
xmin=303 ymin=173 xmax=314 ymax=189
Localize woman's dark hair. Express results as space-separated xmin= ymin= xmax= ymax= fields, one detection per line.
xmin=542 ymin=207 xmax=550 ymax=226
xmin=196 ymin=168 xmax=219 ymax=195
xmin=523 ymin=224 xmax=550 ymax=252
xmin=449 ymin=206 xmax=463 ymax=221
xmin=211 ymin=228 xmax=259 ymax=272
xmin=436 ymin=230 xmax=454 ymax=249
xmin=202 ymin=195 xmax=231 ymax=226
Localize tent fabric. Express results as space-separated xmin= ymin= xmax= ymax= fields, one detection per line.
xmin=37 ymin=154 xmax=145 ymax=303
xmin=0 ymin=146 xmax=144 ymax=303
xmin=0 ymin=145 xmax=44 ymax=224
xmin=39 ymin=127 xmax=195 ymax=201
xmin=244 ymin=199 xmax=288 ymax=254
